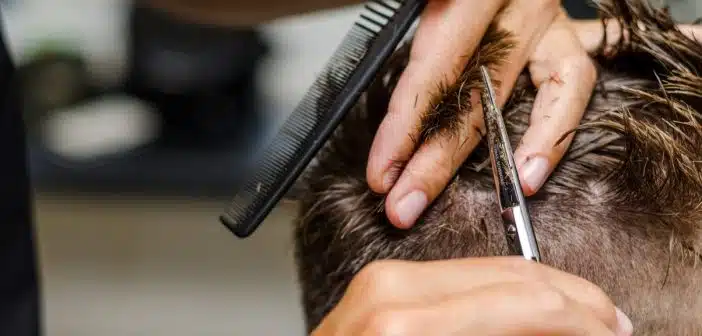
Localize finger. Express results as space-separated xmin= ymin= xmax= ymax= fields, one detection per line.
xmin=514 ymin=14 xmax=597 ymax=195
xmin=570 ymin=19 xmax=702 ymax=53
xmin=366 ymin=0 xmax=505 ymax=195
xmin=356 ymin=282 xmax=618 ymax=336
xmin=679 ymin=24 xmax=702 ymax=42
xmin=383 ymin=0 xmax=561 ymax=228
xmin=328 ymin=257 xmax=621 ymax=332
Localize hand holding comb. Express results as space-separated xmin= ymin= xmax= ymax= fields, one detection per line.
xmin=220 ymin=0 xmax=427 ymax=238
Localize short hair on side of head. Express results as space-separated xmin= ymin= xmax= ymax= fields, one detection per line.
xmin=294 ymin=0 xmax=702 ymax=334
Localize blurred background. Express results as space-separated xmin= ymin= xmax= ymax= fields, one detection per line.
xmin=0 ymin=0 xmax=698 ymax=335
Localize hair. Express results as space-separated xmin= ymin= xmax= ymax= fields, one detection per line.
xmin=293 ymin=0 xmax=702 ymax=334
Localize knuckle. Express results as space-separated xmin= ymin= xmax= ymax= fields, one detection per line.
xmin=386 ymin=94 xmax=405 ymax=118
xmin=581 ymin=282 xmax=615 ymax=312
xmin=500 ymin=257 xmax=547 ymax=281
xmin=403 ymin=159 xmax=454 ymax=195
xmin=560 ymin=54 xmax=596 ymax=81
xmin=423 ymin=153 xmax=455 ymax=177
xmin=351 ymin=260 xmax=407 ymax=299
xmin=409 ymin=142 xmax=464 ymax=181
xmin=362 ymin=308 xmax=415 ymax=336
xmin=530 ymin=285 xmax=571 ymax=317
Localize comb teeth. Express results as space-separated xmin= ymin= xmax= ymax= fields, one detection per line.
xmin=220 ymin=0 xmax=425 ymax=238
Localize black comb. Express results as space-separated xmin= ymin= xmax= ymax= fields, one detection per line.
xmin=220 ymin=0 xmax=426 ymax=238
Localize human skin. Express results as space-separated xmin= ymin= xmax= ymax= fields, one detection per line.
xmin=311 ymin=258 xmax=633 ymax=335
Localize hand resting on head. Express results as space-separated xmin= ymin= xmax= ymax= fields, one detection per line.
xmin=312 ymin=257 xmax=633 ymax=336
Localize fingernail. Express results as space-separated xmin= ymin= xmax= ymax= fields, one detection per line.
xmin=615 ymin=307 xmax=634 ymax=336
xmin=395 ymin=190 xmax=427 ymax=228
xmin=519 ymin=156 xmax=550 ymax=193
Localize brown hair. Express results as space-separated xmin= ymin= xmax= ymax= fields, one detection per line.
xmin=294 ymin=0 xmax=702 ymax=334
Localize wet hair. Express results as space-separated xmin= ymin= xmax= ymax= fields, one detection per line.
xmin=293 ymin=0 xmax=702 ymax=334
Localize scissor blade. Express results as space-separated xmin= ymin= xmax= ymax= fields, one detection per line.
xmin=479 ymin=66 xmax=541 ymax=262
xmin=479 ymin=66 xmax=521 ymax=210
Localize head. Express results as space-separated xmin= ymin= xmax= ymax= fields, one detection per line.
xmin=294 ymin=0 xmax=702 ymax=334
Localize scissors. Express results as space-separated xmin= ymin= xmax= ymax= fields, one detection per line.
xmin=479 ymin=66 xmax=541 ymax=262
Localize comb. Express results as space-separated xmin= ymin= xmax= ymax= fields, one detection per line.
xmin=220 ymin=0 xmax=426 ymax=238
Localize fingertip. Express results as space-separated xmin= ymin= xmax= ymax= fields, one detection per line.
xmin=384 ymin=197 xmax=407 ymax=229
xmin=385 ymin=189 xmax=427 ymax=230
xmin=366 ymin=160 xmax=389 ymax=194
xmin=517 ymin=155 xmax=552 ymax=196
xmin=366 ymin=135 xmax=398 ymax=194
xmin=367 ymin=156 xmax=405 ymax=194
xmin=521 ymin=182 xmax=539 ymax=197
xmin=383 ymin=146 xmax=460 ymax=229
xmin=680 ymin=24 xmax=702 ymax=42
xmin=614 ymin=306 xmax=634 ymax=336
